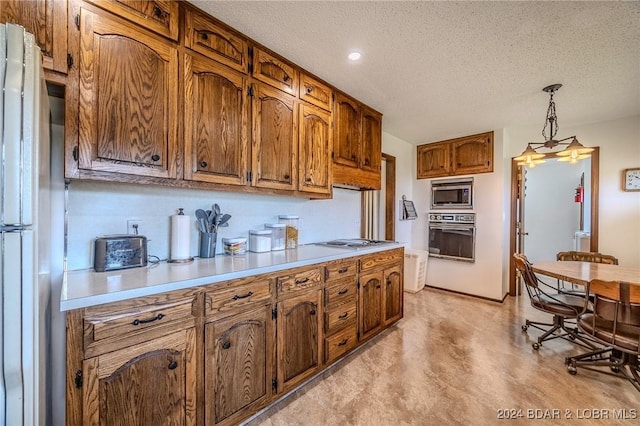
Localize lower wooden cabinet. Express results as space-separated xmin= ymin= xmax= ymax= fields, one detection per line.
xmin=67 ymin=249 xmax=403 ymax=426
xmin=81 ymin=329 xmax=197 ymax=426
xmin=276 ymin=289 xmax=322 ymax=393
xmin=205 ymin=304 xmax=274 ymax=425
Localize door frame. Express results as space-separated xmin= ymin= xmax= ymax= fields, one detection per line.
xmin=508 ymin=147 xmax=599 ymax=296
xmin=382 ymin=153 xmax=396 ymax=241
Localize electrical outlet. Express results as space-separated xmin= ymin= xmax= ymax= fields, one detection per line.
xmin=127 ymin=220 xmax=143 ymax=235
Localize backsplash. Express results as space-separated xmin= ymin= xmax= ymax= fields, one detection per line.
xmin=67 ymin=182 xmax=362 ymax=270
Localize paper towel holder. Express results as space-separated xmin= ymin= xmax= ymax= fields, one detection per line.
xmin=168 ymin=208 xmax=195 ymax=264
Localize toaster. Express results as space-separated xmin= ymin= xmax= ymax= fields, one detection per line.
xmin=94 ymin=235 xmax=148 ymax=272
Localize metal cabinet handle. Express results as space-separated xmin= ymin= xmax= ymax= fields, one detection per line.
xmin=222 ymin=340 xmax=231 ymax=349
xmin=283 ymin=75 xmax=290 ymax=82
xmin=338 ymin=312 xmax=348 ymax=320
xmin=168 ymin=360 xmax=178 ymax=370
xmin=295 ymin=277 xmax=309 ymax=285
xmin=232 ymin=291 xmax=253 ymax=300
xmin=153 ymin=5 xmax=163 ymax=18
xmin=309 ymin=309 xmax=316 ymax=315
xmin=305 ymin=177 xmax=312 ymax=182
xmin=151 ymin=154 xmax=160 ymax=162
xmin=284 ymin=174 xmax=290 ymax=180
xmin=199 ymin=31 xmax=209 ymax=40
xmin=131 ymin=313 xmax=164 ymax=326
xmin=351 ymin=155 xmax=356 ymax=160
xmin=337 ymin=288 xmax=348 ymax=295
xmin=376 ymin=284 xmax=381 ymax=289
xmin=306 ymin=86 xmax=313 ymax=94
xmin=200 ymin=161 xmax=208 ymax=168
xmin=338 ymin=267 xmax=349 ymax=274
xmin=337 ymin=338 xmax=348 ymax=346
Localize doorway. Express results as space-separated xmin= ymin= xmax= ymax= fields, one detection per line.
xmin=361 ymin=153 xmax=396 ymax=241
xmin=508 ymin=148 xmax=600 ymax=296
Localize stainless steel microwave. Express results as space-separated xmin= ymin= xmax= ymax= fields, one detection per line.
xmin=430 ymin=178 xmax=473 ymax=209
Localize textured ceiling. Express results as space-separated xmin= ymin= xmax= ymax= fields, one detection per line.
xmin=190 ymin=1 xmax=640 ymax=145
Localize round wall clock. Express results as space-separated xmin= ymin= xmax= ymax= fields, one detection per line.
xmin=623 ymin=168 xmax=640 ymax=191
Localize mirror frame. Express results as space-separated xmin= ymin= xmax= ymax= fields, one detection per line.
xmin=508 ymin=147 xmax=599 ymax=296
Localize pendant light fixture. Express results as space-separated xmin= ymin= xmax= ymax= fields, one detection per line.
xmin=515 ymin=84 xmax=593 ymax=167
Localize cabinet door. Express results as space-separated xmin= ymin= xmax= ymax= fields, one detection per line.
xmin=78 ymin=8 xmax=178 ymax=178
xmin=252 ymin=83 xmax=297 ymax=191
xmin=84 ymin=0 xmax=179 ymax=40
xmin=358 ymin=270 xmax=383 ymax=341
xmin=417 ymin=142 xmax=451 ymax=179
xmin=360 ymin=106 xmax=382 ymax=173
xmin=0 ymin=0 xmax=67 ymax=73
xmin=299 ymin=72 xmax=332 ymax=111
xmin=333 ymin=92 xmax=361 ymax=168
xmin=451 ymin=132 xmax=494 ymax=175
xmin=252 ymin=47 xmax=298 ymax=96
xmin=184 ymin=53 xmax=249 ymax=185
xmin=205 ymin=305 xmax=273 ymax=425
xmin=383 ymin=265 xmax=403 ymax=326
xmin=298 ymin=103 xmax=331 ymax=195
xmin=184 ymin=7 xmax=248 ymax=73
xmin=276 ymin=290 xmax=322 ymax=393
xmin=82 ymin=329 xmax=196 ymax=426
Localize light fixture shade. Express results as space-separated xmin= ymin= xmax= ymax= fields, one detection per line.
xmin=556 ymin=138 xmax=594 ymax=157
xmin=517 ymin=158 xmax=546 ymax=168
xmin=514 ymin=144 xmax=545 ymax=162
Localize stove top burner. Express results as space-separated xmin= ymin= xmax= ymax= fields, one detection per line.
xmin=315 ymin=239 xmax=395 ymax=249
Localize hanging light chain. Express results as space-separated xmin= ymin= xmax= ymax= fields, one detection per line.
xmin=541 ymin=90 xmax=559 ymax=141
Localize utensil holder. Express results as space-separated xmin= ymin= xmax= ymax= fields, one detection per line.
xmin=199 ymin=232 xmax=217 ymax=258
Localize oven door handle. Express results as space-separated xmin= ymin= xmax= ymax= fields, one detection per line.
xmin=429 ymin=224 xmax=475 ymax=230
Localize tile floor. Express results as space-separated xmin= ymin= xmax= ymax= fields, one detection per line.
xmin=246 ymin=287 xmax=639 ymax=425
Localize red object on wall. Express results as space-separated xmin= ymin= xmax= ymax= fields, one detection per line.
xmin=575 ymin=186 xmax=584 ymax=203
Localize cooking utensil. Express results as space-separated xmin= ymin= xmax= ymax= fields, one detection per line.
xmin=218 ymin=214 xmax=231 ymax=227
xmin=195 ymin=209 xmax=209 ymax=233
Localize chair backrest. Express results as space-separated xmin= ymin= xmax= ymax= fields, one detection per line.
xmin=513 ymin=253 xmax=540 ymax=296
xmin=556 ymin=251 xmax=619 ymax=265
xmin=589 ymin=279 xmax=640 ymax=329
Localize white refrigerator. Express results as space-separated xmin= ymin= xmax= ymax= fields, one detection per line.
xmin=0 ymin=23 xmax=51 ymax=425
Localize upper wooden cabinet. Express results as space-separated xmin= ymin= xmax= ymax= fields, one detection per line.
xmin=252 ymin=83 xmax=297 ymax=191
xmin=333 ymin=91 xmax=382 ymax=190
xmin=84 ymin=0 xmax=179 ymax=40
xmin=251 ymin=46 xmax=298 ymax=96
xmin=417 ymin=131 xmax=493 ymax=179
xmin=184 ymin=7 xmax=248 ymax=73
xmin=0 ymin=0 xmax=68 ymax=74
xmin=183 ymin=53 xmax=249 ymax=186
xmin=299 ymin=72 xmax=332 ymax=111
xmin=76 ymin=7 xmax=178 ymax=178
xmin=298 ymin=103 xmax=332 ymax=195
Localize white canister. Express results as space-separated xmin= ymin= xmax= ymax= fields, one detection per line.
xmin=249 ymin=229 xmax=272 ymax=253
xmin=265 ymin=223 xmax=286 ymax=251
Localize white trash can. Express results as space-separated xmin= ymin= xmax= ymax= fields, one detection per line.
xmin=404 ymin=249 xmax=428 ymax=293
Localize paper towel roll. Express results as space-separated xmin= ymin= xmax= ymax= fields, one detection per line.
xmin=170 ymin=212 xmax=191 ymax=260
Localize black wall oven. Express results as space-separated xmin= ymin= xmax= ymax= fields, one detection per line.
xmin=428 ymin=213 xmax=475 ymax=262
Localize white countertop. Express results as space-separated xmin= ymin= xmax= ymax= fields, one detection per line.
xmin=61 ymin=243 xmax=403 ymax=311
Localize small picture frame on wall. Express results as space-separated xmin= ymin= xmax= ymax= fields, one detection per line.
xmin=623 ymin=167 xmax=640 ymax=191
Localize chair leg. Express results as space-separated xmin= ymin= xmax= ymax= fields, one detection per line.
xmin=522 ymin=316 xmax=595 ymax=350
xmin=566 ymin=348 xmax=640 ymax=392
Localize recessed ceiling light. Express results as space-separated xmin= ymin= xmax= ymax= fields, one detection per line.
xmin=347 ymin=51 xmax=361 ymax=61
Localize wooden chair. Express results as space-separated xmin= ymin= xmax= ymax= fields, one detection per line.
xmin=566 ymin=279 xmax=640 ymax=392
xmin=514 ymin=253 xmax=593 ymax=350
xmin=556 ymin=251 xmax=619 ymax=297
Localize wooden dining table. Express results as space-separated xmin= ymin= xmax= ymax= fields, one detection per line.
xmin=532 ymin=260 xmax=640 ymax=286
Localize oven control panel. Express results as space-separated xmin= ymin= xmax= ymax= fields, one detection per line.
xmin=428 ymin=212 xmax=475 ymax=224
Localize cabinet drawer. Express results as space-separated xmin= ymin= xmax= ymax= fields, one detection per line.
xmin=325 ymin=299 xmax=357 ymax=334
xmin=299 ymin=73 xmax=332 ymax=111
xmin=84 ymin=297 xmax=196 ymax=356
xmin=84 ymin=0 xmax=179 ymax=40
xmin=184 ymin=8 xmax=248 ymax=73
xmin=325 ymin=258 xmax=357 ymax=283
xmin=277 ymin=267 xmax=323 ymax=295
xmin=360 ymin=248 xmax=403 ymax=271
xmin=205 ymin=278 xmax=273 ymax=320
xmin=324 ymin=278 xmax=357 ymax=306
xmin=324 ymin=325 xmax=357 ymax=364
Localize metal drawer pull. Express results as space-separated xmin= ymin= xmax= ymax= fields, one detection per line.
xmin=168 ymin=360 xmax=178 ymax=370
xmin=337 ymin=338 xmax=348 ymax=346
xmin=131 ymin=313 xmax=164 ymax=326
xmin=232 ymin=291 xmax=254 ymax=300
xmin=338 ymin=312 xmax=349 ymax=319
xmin=222 ymin=340 xmax=231 ymax=349
xmin=295 ymin=277 xmax=309 ymax=285
xmin=337 ymin=288 xmax=349 ymax=295
xmin=309 ymin=309 xmax=316 ymax=315
xmin=338 ymin=267 xmax=349 ymax=274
